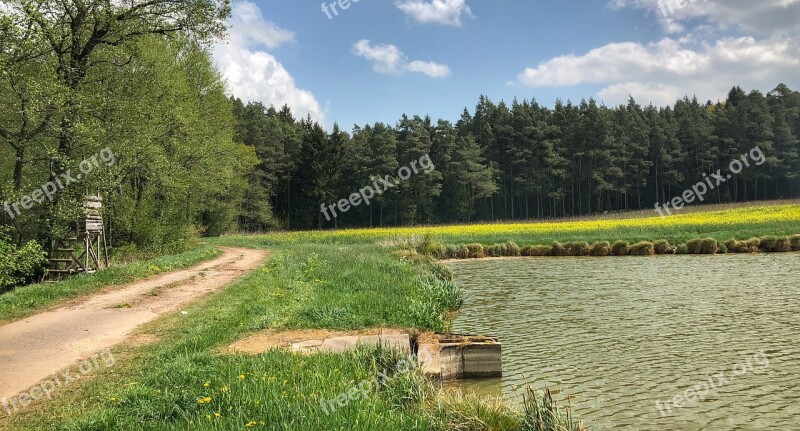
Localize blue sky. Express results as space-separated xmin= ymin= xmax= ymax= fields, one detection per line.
xmin=212 ymin=0 xmax=800 ymax=129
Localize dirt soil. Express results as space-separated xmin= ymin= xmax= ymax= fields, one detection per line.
xmin=0 ymin=247 xmax=268 ymax=400
xmin=223 ymin=327 xmax=411 ymax=355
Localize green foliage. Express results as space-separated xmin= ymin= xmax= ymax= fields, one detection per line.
xmin=0 ymin=229 xmax=48 ymax=291
xmin=465 ymin=243 xmax=486 ymax=258
xmin=522 ymin=245 xmax=552 ymax=257
xmin=759 ymin=236 xmax=792 ymax=252
xmin=790 ymin=234 xmax=800 ymax=251
xmin=653 ymin=240 xmax=677 ymax=255
xmin=564 ymin=242 xmax=591 ymax=256
xmin=687 ymin=238 xmax=719 ymax=254
xmin=611 ymin=241 xmax=630 ymax=256
xmin=628 ymin=241 xmax=655 ymax=256
xmin=487 ymin=241 xmax=521 ymax=257
xmin=522 ymin=387 xmax=585 ymax=431
xmin=590 ymin=241 xmax=611 ymax=256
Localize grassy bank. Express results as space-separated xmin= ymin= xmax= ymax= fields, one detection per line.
xmin=0 ymin=245 xmax=221 ymax=323
xmin=2 ymin=244 xmax=534 ymax=430
xmin=8 ymin=203 xmax=796 ymax=430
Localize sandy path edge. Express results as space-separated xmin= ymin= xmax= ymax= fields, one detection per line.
xmin=0 ymin=246 xmax=269 ymax=401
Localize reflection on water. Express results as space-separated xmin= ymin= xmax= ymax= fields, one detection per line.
xmin=448 ymin=254 xmax=800 ymax=430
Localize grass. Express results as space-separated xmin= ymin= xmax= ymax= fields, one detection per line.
xmin=2 ymin=244 xmax=499 ymax=431
xmin=5 ymin=201 xmax=800 ymax=430
xmin=0 ymin=245 xmax=221 ymax=323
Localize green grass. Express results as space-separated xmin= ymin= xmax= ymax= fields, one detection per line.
xmin=1 ymin=243 xmax=509 ymax=431
xmin=0 ymin=245 xmax=221 ymax=323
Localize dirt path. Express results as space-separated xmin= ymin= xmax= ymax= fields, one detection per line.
xmin=0 ymin=247 xmax=268 ymax=400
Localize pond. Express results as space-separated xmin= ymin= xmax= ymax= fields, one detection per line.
xmin=447 ymin=254 xmax=800 ymax=430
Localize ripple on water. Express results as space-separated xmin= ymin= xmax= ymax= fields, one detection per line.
xmin=448 ymin=253 xmax=800 ymax=430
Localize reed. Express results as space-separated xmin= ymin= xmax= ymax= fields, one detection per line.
xmin=628 ymin=241 xmax=655 ymax=256
xmin=610 ymin=240 xmax=629 ymax=256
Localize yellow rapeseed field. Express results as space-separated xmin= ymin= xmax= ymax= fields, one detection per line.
xmin=263 ymin=203 xmax=800 ymax=244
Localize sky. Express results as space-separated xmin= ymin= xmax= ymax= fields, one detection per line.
xmin=212 ymin=0 xmax=800 ymax=129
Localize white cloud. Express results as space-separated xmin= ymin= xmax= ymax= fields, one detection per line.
xmin=213 ymin=2 xmax=325 ymax=124
xmin=395 ymin=0 xmax=473 ymax=26
xmin=353 ymin=40 xmax=452 ymax=78
xmin=517 ymin=36 xmax=800 ymax=106
xmin=609 ymin=0 xmax=800 ymax=35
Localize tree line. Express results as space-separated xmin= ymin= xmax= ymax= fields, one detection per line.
xmin=234 ymin=84 xmax=800 ymax=231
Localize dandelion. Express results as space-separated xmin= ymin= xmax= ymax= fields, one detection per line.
xmin=203 ymin=381 xmax=211 ymax=388
xmin=215 ymin=412 xmax=222 ymax=418
xmin=197 ymin=396 xmax=212 ymax=404
xmin=245 ymin=421 xmax=257 ymax=427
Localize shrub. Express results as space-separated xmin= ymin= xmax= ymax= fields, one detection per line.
xmin=653 ymin=240 xmax=676 ymax=255
xmin=0 ymin=230 xmax=48 ymax=291
xmin=522 ymin=245 xmax=551 ymax=257
xmin=465 ymin=243 xmax=485 ymax=259
xmin=551 ymin=242 xmax=567 ymax=257
xmin=676 ymin=243 xmax=689 ymax=254
xmin=744 ymin=238 xmax=762 ymax=252
xmin=564 ymin=242 xmax=591 ymax=256
xmin=718 ymin=242 xmax=728 ymax=254
xmin=505 ymin=241 xmax=521 ymax=257
xmin=628 ymin=241 xmax=655 ymax=256
xmin=590 ymin=242 xmax=611 ymax=256
xmin=685 ymin=238 xmax=719 ymax=254
xmin=791 ymin=234 xmax=800 ymax=251
xmin=759 ymin=236 xmax=791 ymax=253
xmin=444 ymin=244 xmax=469 ymax=260
xmin=610 ymin=241 xmax=629 ymax=256
xmin=416 ymin=235 xmax=445 ymax=258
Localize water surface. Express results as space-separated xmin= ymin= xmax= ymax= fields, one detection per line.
xmin=448 ymin=254 xmax=800 ymax=430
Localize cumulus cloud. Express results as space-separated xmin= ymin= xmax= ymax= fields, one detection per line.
xmin=395 ymin=0 xmax=473 ymax=26
xmin=609 ymin=0 xmax=800 ymax=35
xmin=517 ymin=36 xmax=800 ymax=105
xmin=353 ymin=40 xmax=452 ymax=78
xmin=213 ymin=2 xmax=325 ymax=124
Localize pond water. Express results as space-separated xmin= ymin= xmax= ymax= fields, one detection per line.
xmin=447 ymin=254 xmax=800 ymax=430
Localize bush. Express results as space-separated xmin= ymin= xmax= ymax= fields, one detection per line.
xmin=759 ymin=236 xmax=791 ymax=253
xmin=444 ymin=244 xmax=469 ymax=260
xmin=487 ymin=241 xmax=520 ymax=257
xmin=653 ymin=240 xmax=676 ymax=255
xmin=564 ymin=242 xmax=591 ymax=257
xmin=551 ymin=242 xmax=567 ymax=257
xmin=676 ymin=243 xmax=689 ymax=255
xmin=465 ymin=243 xmax=485 ymax=259
xmin=0 ymin=230 xmax=48 ymax=291
xmin=628 ymin=241 xmax=655 ymax=256
xmin=610 ymin=241 xmax=629 ymax=256
xmin=590 ymin=242 xmax=611 ymax=256
xmin=416 ymin=235 xmax=445 ymax=258
xmin=687 ymin=238 xmax=718 ymax=254
xmin=791 ymin=234 xmax=800 ymax=252
xmin=522 ymin=245 xmax=551 ymax=257
xmin=718 ymin=242 xmax=728 ymax=254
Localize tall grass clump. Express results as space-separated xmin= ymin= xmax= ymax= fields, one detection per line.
xmin=564 ymin=242 xmax=591 ymax=257
xmin=465 ymin=243 xmax=486 ymax=259
xmin=444 ymin=244 xmax=469 ymax=259
xmin=550 ymin=242 xmax=567 ymax=257
xmin=521 ymin=387 xmax=585 ymax=431
xmin=653 ymin=240 xmax=676 ymax=255
xmin=522 ymin=245 xmax=552 ymax=257
xmin=418 ymin=275 xmax=464 ymax=312
xmin=628 ymin=241 xmax=655 ymax=256
xmin=415 ymin=235 xmax=445 ymax=258
xmin=759 ymin=236 xmax=792 ymax=253
xmin=487 ymin=241 xmax=521 ymax=257
xmin=590 ymin=241 xmax=611 ymax=256
xmin=791 ymin=234 xmax=800 ymax=251
xmin=726 ymin=238 xmax=761 ymax=253
xmin=611 ymin=240 xmax=629 ymax=256
xmin=687 ymin=238 xmax=719 ymax=254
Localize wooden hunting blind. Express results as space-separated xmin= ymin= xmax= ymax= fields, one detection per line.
xmin=46 ymin=195 xmax=110 ymax=281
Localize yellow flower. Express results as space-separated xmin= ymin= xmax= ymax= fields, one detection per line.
xmin=215 ymin=412 xmax=222 ymax=418
xmin=206 ymin=414 xmax=212 ymax=420
xmin=239 ymin=374 xmax=246 ymax=380
xmin=197 ymin=396 xmax=212 ymax=404
xmin=203 ymin=381 xmax=210 ymax=388
xmin=245 ymin=421 xmax=257 ymax=427
xmin=221 ymin=386 xmax=230 ymax=393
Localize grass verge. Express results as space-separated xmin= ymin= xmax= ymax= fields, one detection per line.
xmin=0 ymin=245 xmax=221 ymax=323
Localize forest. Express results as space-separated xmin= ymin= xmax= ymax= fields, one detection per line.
xmin=235 ymin=85 xmax=800 ymax=231
xmin=2 ymin=0 xmax=799 ymax=256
